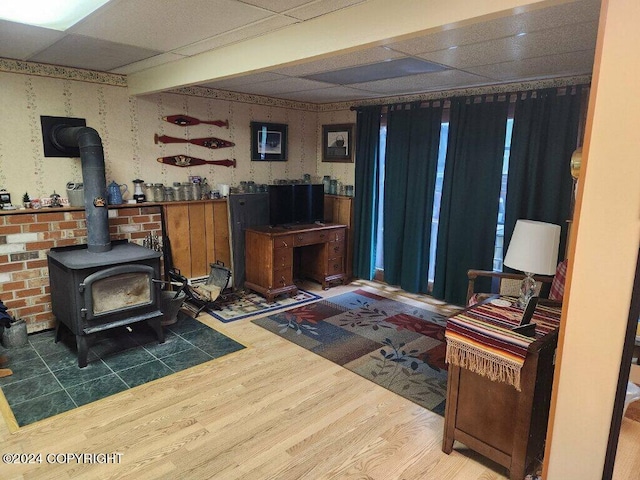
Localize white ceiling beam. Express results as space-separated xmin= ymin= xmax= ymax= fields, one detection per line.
xmin=127 ymin=0 xmax=561 ymax=96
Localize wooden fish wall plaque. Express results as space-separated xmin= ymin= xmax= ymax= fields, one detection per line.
xmin=157 ymin=155 xmax=236 ymax=168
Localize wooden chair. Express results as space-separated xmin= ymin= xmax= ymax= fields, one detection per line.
xmin=466 ymin=269 xmax=557 ymax=307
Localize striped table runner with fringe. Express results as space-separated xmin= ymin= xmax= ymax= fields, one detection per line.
xmin=445 ymin=297 xmax=561 ymax=391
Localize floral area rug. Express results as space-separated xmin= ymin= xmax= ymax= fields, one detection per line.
xmin=252 ymin=286 xmax=452 ymax=415
xmin=202 ymin=288 xmax=322 ymax=323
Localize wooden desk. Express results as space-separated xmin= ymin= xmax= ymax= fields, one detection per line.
xmin=442 ymin=299 xmax=561 ymax=480
xmin=245 ymin=223 xmax=346 ymax=302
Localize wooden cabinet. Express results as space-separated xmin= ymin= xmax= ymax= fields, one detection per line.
xmin=163 ymin=200 xmax=230 ymax=279
xmin=442 ymin=316 xmax=559 ymax=479
xmin=324 ymin=194 xmax=354 ymax=280
xmin=245 ymin=224 xmax=346 ymax=302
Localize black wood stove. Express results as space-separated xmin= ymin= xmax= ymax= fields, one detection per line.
xmin=43 ymin=117 xmax=164 ymax=367
xmin=48 ymin=241 xmax=164 ymax=367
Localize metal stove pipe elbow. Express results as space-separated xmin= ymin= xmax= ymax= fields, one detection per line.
xmin=51 ymin=125 xmax=111 ymax=253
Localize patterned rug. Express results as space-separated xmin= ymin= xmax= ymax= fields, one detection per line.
xmin=0 ymin=312 xmax=245 ymax=431
xmin=252 ymin=286 xmax=451 ymax=415
xmin=203 ymin=288 xmax=322 ymax=323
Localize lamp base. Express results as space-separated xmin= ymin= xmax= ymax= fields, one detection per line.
xmin=518 ymin=272 xmax=537 ymax=309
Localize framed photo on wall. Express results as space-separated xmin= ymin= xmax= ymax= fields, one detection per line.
xmin=322 ymin=123 xmax=354 ymax=163
xmin=251 ymin=121 xmax=288 ymax=161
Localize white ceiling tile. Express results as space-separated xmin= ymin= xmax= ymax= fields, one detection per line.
xmin=0 ymin=0 xmax=601 ymax=104
xmin=29 ymin=35 xmax=161 ymax=71
xmin=351 ymin=69 xmax=495 ymax=94
xmin=276 ymin=86 xmax=381 ymax=103
xmin=419 ymin=21 xmax=598 ymax=69
xmin=387 ymin=0 xmax=601 ymax=55
xmin=174 ymin=16 xmax=297 ymax=56
xmin=271 ymin=46 xmax=405 ymax=76
xmin=0 ymin=20 xmax=65 ymax=60
xmin=238 ymin=0 xmax=316 ymax=13
xmin=225 ymin=77 xmax=333 ymax=95
xmin=286 ymin=0 xmax=367 ymax=21
xmin=70 ymin=0 xmax=273 ymax=51
xmin=464 ymin=50 xmax=596 ymax=82
xmin=110 ymin=52 xmax=188 ymax=74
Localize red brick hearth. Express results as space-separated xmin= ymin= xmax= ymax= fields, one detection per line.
xmin=0 ymin=206 xmax=163 ymax=333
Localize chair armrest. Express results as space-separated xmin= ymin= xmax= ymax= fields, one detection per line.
xmin=467 ymin=269 xmax=528 ymax=281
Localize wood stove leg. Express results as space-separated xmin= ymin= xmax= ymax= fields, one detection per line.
xmin=75 ymin=335 xmax=89 ymax=368
xmin=54 ymin=321 xmax=63 ymax=343
xmin=148 ymin=318 xmax=165 ymax=344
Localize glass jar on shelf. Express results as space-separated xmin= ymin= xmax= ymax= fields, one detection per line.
xmin=152 ymin=183 xmax=164 ymax=202
xmin=181 ymin=182 xmax=193 ymax=201
xmin=323 ymin=175 xmax=331 ymax=193
xmin=172 ymin=182 xmax=183 ymax=201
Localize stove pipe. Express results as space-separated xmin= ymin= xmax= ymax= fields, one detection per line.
xmin=51 ymin=125 xmax=111 ymax=253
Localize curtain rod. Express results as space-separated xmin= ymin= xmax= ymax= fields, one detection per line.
xmin=350 ymin=81 xmax=590 ymax=111
xmin=349 ymin=84 xmax=590 ymax=111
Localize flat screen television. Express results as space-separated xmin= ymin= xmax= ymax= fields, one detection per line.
xmin=268 ymin=184 xmax=324 ymax=227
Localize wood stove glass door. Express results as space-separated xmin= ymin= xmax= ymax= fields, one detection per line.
xmin=82 ymin=264 xmax=156 ymax=319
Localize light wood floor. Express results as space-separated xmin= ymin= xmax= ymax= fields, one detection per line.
xmin=1 ymin=280 xmax=637 ymax=480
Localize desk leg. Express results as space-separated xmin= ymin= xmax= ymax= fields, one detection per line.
xmin=442 ymin=365 xmax=461 ymax=454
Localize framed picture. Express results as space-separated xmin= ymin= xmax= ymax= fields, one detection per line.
xmin=322 ymin=123 xmax=354 ymax=163
xmin=251 ymin=122 xmax=288 ymax=161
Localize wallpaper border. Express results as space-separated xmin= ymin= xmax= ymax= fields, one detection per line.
xmin=0 ymin=58 xmax=127 ymax=87
xmin=317 ymin=75 xmax=593 ymax=111
xmin=1 ymin=57 xmax=590 ymax=113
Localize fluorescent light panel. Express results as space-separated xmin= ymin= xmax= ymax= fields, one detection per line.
xmin=303 ymin=58 xmax=448 ymax=85
xmin=0 ymin=0 xmax=110 ymax=30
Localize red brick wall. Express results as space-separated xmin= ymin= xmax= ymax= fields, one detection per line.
xmin=0 ymin=206 xmax=163 ymax=333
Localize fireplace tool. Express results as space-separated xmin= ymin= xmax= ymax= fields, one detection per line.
xmin=168 ymin=262 xmax=231 ymax=317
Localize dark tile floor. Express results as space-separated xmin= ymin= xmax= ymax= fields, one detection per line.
xmin=0 ymin=312 xmax=245 ymax=427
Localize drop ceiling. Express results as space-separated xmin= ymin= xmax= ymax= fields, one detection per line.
xmin=0 ymin=0 xmax=600 ymax=104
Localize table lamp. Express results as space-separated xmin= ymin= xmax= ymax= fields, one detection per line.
xmin=503 ymin=220 xmax=561 ymax=308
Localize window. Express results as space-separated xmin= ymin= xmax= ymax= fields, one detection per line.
xmin=493 ymin=117 xmax=514 ymax=272
xmin=374 ymin=111 xmax=513 ymax=287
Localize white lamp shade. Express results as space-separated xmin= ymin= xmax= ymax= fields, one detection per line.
xmin=503 ymin=220 xmax=561 ymax=275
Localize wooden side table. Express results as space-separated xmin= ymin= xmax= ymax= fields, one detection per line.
xmin=442 ymin=299 xmax=560 ymax=480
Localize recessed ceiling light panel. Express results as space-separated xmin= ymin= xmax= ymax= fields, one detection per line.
xmin=303 ymin=58 xmax=448 ymax=85
xmin=0 ymin=0 xmax=110 ymax=31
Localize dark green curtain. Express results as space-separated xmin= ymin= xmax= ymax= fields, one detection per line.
xmin=432 ymin=97 xmax=509 ymax=306
xmin=352 ymin=105 xmax=382 ymax=280
xmin=504 ymin=87 xmax=582 ymax=262
xmin=383 ymin=102 xmax=443 ymax=293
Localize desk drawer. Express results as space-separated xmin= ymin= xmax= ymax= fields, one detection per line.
xmin=273 ymin=235 xmax=294 ymax=249
xmin=327 ymin=257 xmax=344 ymax=275
xmin=328 ymin=240 xmax=345 ymax=258
xmin=270 ymin=267 xmax=293 ymax=289
xmin=331 ymin=228 xmax=345 ymax=243
xmin=272 ymin=248 xmax=292 ymax=269
xmin=293 ymin=229 xmax=331 ymax=246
